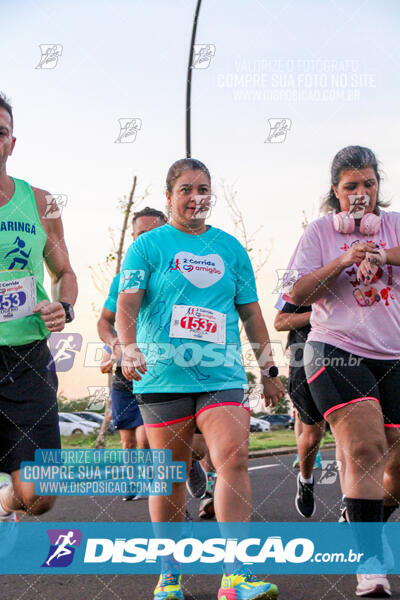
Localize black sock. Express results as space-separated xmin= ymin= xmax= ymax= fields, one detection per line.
xmin=345 ymin=498 xmax=384 ymax=562
xmin=383 ymin=504 xmax=399 ymax=522
xmin=345 ymin=497 xmax=384 ymax=522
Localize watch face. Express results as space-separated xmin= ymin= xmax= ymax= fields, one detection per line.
xmin=62 ymin=303 xmax=74 ymax=322
xmin=269 ymin=365 xmax=279 ymax=378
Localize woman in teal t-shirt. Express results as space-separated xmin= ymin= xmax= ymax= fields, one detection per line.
xmin=116 ymin=159 xmax=284 ymax=600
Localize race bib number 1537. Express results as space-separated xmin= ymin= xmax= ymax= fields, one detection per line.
xmin=169 ymin=305 xmax=226 ymax=345
xmin=0 ymin=276 xmax=37 ymax=322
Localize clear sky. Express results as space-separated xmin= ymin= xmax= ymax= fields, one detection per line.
xmin=2 ymin=0 xmax=400 ymax=398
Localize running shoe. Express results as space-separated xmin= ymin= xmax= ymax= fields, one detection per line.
xmin=154 ymin=571 xmax=184 ymax=600
xmin=199 ymin=491 xmax=215 ymax=519
xmin=122 ymin=494 xmax=142 ymax=502
xmin=0 ymin=473 xmax=16 ymax=522
xmin=356 ymin=557 xmax=391 ymax=597
xmin=292 ymin=454 xmax=300 ymax=469
xmin=186 ymin=460 xmax=207 ymax=498
xmin=295 ymin=473 xmax=315 ymax=518
xmin=313 ymin=450 xmax=322 ymax=469
xmin=218 ymin=566 xmax=278 ymax=600
xmin=206 ymin=471 xmax=216 ymax=493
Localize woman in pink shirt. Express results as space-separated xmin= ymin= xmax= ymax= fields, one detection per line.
xmin=289 ymin=145 xmax=400 ymax=598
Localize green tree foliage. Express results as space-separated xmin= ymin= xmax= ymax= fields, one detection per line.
xmin=246 ymin=371 xmax=256 ymax=385
xmin=58 ymin=395 xmax=90 ymax=413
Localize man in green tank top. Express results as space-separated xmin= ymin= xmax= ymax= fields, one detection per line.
xmin=0 ymin=92 xmax=77 ymax=521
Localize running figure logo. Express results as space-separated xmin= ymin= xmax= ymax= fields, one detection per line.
xmin=192 ymin=44 xmax=216 ymax=69
xmin=87 ymin=386 xmax=110 ymax=411
xmin=5 ymin=237 xmax=31 ymax=270
xmin=272 ymin=269 xmax=298 ymax=294
xmin=167 ymin=258 xmax=183 ymax=273
xmin=318 ymin=460 xmax=342 ymax=485
xmin=44 ymin=194 xmax=68 ymax=219
xmin=47 ymin=333 xmax=83 ymax=372
xmin=247 ymin=384 xmax=264 ymax=411
xmin=115 ymin=118 xmax=142 ymax=143
xmin=35 ymin=44 xmax=63 ymax=69
xmin=265 ymin=118 xmax=292 ymax=143
xmin=120 ymin=269 xmax=145 ymax=292
xmin=42 ymin=529 xmax=81 ymax=568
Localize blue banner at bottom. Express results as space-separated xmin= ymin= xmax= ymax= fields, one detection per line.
xmin=1 ymin=522 xmax=400 ymax=574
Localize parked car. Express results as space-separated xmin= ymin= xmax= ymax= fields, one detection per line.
xmin=260 ymin=414 xmax=292 ymax=430
xmin=250 ymin=417 xmax=261 ymax=432
xmin=74 ymin=411 xmax=114 ymax=434
xmin=58 ymin=412 xmax=100 ymax=436
xmin=250 ymin=417 xmax=271 ymax=433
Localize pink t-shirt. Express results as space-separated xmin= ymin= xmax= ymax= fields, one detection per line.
xmin=286 ymin=211 xmax=400 ymax=359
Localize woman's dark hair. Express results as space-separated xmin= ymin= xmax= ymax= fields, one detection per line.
xmin=166 ymin=158 xmax=211 ymax=193
xmin=321 ymin=145 xmax=389 ymax=214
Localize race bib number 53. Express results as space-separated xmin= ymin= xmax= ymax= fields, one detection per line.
xmin=0 ymin=276 xmax=37 ymax=322
xmin=169 ymin=305 xmax=226 ymax=345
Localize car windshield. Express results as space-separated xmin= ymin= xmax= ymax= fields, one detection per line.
xmin=60 ymin=413 xmax=89 ymax=423
xmin=84 ymin=414 xmax=102 ymax=421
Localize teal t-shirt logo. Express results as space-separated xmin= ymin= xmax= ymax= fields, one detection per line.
xmin=167 ymin=252 xmax=225 ymax=289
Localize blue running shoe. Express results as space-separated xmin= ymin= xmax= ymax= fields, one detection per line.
xmin=292 ymin=454 xmax=300 ymax=469
xmin=313 ymin=450 xmax=322 ymax=469
xmin=154 ymin=572 xmax=184 ymax=600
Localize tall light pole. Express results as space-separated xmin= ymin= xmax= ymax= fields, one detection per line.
xmin=186 ymin=0 xmax=202 ymax=158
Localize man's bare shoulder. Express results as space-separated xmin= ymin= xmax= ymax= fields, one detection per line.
xmin=31 ymin=186 xmax=50 ymax=219
xmin=31 ymin=186 xmax=65 ymax=223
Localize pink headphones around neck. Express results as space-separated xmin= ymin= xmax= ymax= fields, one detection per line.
xmin=333 ymin=211 xmax=381 ymax=236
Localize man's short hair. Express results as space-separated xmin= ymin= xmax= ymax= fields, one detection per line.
xmin=0 ymin=93 xmax=13 ymax=131
xmin=132 ymin=207 xmax=167 ymax=229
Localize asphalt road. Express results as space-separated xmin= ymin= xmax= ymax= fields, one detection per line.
xmin=2 ymin=450 xmax=400 ymax=600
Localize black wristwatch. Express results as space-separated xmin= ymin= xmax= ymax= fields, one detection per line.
xmin=60 ymin=302 xmax=75 ymax=323
xmin=261 ymin=365 xmax=279 ymax=378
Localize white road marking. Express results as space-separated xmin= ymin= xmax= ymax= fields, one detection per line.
xmin=248 ymin=464 xmax=279 ymax=471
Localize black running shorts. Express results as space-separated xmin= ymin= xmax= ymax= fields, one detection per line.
xmin=0 ymin=339 xmax=61 ymax=473
xmin=304 ymin=341 xmax=400 ymax=426
xmin=288 ymin=365 xmax=323 ymax=425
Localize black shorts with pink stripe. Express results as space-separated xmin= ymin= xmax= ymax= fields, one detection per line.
xmin=136 ymin=389 xmax=249 ymax=427
xmin=304 ymin=341 xmax=400 ymax=427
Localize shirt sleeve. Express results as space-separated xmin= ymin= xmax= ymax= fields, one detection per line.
xmin=274 ymin=294 xmax=285 ymax=311
xmin=119 ymin=237 xmax=151 ymax=293
xmin=104 ymin=274 xmax=120 ymax=313
xmin=391 ymin=211 xmax=400 ymax=246
xmin=234 ymin=241 xmax=259 ymax=305
xmin=283 ymin=221 xmax=323 ymax=294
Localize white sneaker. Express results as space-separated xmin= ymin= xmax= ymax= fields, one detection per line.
xmin=356 ymin=557 xmax=391 ymax=597
xmin=0 ymin=473 xmax=17 ymax=522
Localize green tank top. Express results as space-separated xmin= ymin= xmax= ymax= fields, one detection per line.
xmin=0 ymin=177 xmax=50 ymax=346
